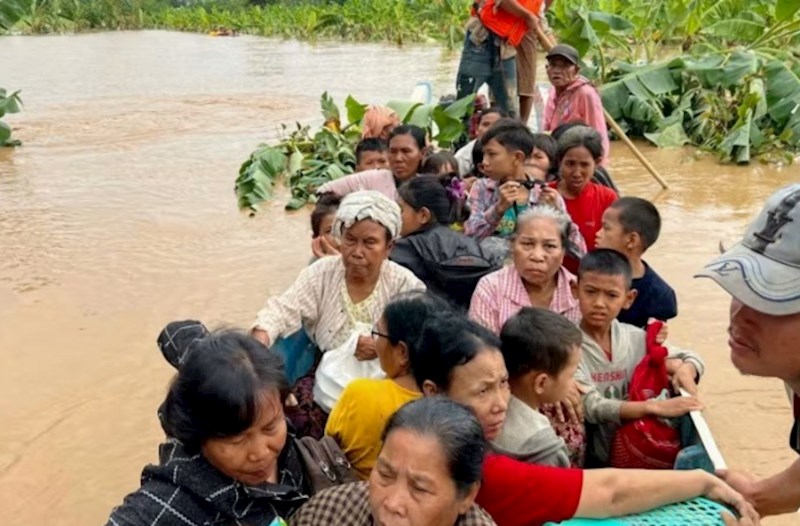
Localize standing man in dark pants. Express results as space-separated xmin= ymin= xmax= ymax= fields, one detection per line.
xmin=455 ymin=0 xmax=541 ymax=118
xmin=696 ymin=183 xmax=800 ymax=518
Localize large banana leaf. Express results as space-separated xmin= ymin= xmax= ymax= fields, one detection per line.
xmin=0 ymin=0 xmax=30 ymax=31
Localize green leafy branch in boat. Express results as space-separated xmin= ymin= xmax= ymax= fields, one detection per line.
xmin=235 ymin=91 xmax=474 ymax=213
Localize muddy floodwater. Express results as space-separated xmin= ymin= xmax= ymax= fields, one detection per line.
xmin=0 ymin=31 xmax=798 ymax=526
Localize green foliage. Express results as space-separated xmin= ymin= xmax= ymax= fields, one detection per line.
xmin=1 ymin=0 xmax=474 ymax=47
xmin=235 ymin=91 xmax=474 ymax=212
xmin=554 ymin=0 xmax=800 ymax=163
xmin=0 ymin=88 xmax=23 ymax=147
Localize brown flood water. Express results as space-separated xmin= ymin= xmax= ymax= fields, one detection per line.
xmin=0 ymin=31 xmax=798 ymax=525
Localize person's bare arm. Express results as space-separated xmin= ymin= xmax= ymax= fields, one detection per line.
xmin=577 ymin=469 xmax=759 ymax=523
xmin=719 ymin=458 xmax=800 ymax=516
xmin=618 ymin=397 xmax=704 ymax=420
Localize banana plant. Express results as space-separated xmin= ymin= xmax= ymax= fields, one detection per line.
xmin=236 ymin=91 xmax=474 ymax=213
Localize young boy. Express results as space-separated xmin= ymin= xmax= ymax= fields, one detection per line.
xmin=573 ymin=249 xmax=705 ymax=465
xmin=354 ymin=138 xmax=389 ymax=172
xmin=595 ymin=197 xmax=677 ymax=328
xmin=464 ymin=120 xmax=573 ymax=242
xmin=493 ymin=307 xmax=582 ymax=467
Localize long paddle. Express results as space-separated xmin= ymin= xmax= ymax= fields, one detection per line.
xmin=534 ymin=27 xmax=670 ymax=190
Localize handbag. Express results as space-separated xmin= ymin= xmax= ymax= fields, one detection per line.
xmin=296 ymin=435 xmax=359 ymax=494
xmin=610 ymin=320 xmax=682 ymax=469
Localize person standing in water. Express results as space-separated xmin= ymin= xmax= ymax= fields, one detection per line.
xmin=696 ymin=183 xmax=800 ymax=517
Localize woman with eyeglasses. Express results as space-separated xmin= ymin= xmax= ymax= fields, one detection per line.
xmin=324 ymin=291 xmax=451 ymax=479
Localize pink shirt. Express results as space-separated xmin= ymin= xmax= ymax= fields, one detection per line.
xmin=544 ymin=77 xmax=610 ymax=167
xmin=316 ymin=169 xmax=398 ymax=200
xmin=469 ymin=265 xmax=580 ymax=334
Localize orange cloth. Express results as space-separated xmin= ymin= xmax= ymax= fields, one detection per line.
xmin=361 ymin=106 xmax=400 ymax=140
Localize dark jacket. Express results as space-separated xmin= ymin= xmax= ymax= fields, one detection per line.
xmin=106 ymin=438 xmax=309 ymax=526
xmin=390 ymin=225 xmax=502 ymax=309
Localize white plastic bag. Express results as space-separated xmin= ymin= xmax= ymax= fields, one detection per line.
xmin=313 ymin=323 xmax=384 ymax=412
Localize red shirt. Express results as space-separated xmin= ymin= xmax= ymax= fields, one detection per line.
xmin=551 ymin=181 xmax=618 ymax=273
xmin=476 ymin=454 xmax=584 ymax=526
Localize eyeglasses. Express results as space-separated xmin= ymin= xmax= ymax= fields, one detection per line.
xmin=371 ymin=329 xmax=392 ymax=341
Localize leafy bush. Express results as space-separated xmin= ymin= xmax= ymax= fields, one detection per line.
xmin=0 ymin=89 xmax=23 ymax=147
xmin=235 ymin=91 xmax=474 ymax=212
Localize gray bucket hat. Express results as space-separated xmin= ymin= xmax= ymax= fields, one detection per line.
xmin=695 ymin=183 xmax=800 ymax=316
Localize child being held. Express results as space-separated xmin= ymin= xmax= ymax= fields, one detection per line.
xmin=309 ymin=193 xmax=342 ymax=261
xmin=354 ymin=138 xmax=389 ymax=172
xmin=595 ymin=197 xmax=677 ymax=328
xmin=573 ymin=249 xmax=705 ymax=465
xmin=493 ymin=307 xmax=583 ymax=467
xmin=464 ymin=120 xmax=582 ymax=246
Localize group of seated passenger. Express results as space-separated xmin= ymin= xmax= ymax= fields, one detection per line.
xmin=103 ymin=109 xmax=759 ymax=526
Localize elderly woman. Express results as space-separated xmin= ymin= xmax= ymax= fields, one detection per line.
xmin=413 ymin=314 xmax=760 ymax=526
xmin=105 ymin=328 xmax=310 ymax=526
xmin=252 ymin=190 xmax=424 ymax=438
xmin=316 ymin=125 xmax=427 ymax=200
xmin=469 ymin=205 xmax=585 ymax=465
xmin=291 ymin=397 xmax=497 ymax=526
xmin=543 ymin=44 xmax=611 ymax=167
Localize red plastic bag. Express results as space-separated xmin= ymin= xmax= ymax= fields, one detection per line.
xmin=610 ymin=320 xmax=681 ymax=469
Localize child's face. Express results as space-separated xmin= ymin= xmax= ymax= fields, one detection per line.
xmin=572 ymin=271 xmax=636 ymax=330
xmin=528 ymin=147 xmax=552 ymax=173
xmin=539 ymin=345 xmax=582 ymax=404
xmin=356 ymin=150 xmax=390 ymax=172
xmin=482 ymin=138 xmax=523 ymax=181
xmin=595 ymin=207 xmax=632 ymax=254
xmin=318 ymin=213 xmax=339 ymax=249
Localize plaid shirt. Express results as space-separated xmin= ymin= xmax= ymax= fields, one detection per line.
xmin=464 ymin=179 xmax=587 ymax=257
xmin=106 ymin=438 xmax=308 ymax=526
xmin=469 ymin=265 xmax=580 ymax=334
xmin=289 ymin=481 xmax=496 ymax=526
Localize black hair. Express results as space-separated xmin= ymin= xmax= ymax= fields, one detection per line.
xmin=531 ymin=133 xmax=558 ymax=167
xmin=480 ymin=105 xmax=510 ymax=122
xmin=398 ymin=175 xmax=461 ymax=226
xmin=421 ymin=151 xmax=458 ymax=175
xmin=412 ymin=313 xmax=502 ymax=391
xmin=311 ymin=192 xmax=342 ymax=237
xmin=383 ymin=290 xmax=452 ymax=354
xmin=160 ymin=330 xmax=289 ymax=454
xmin=355 ymin=137 xmax=388 ymax=164
xmin=382 ymin=397 xmax=486 ymax=497
xmin=551 ymin=120 xmax=589 ymax=141
xmin=610 ymin=197 xmax=661 ymax=251
xmin=470 ymin=139 xmax=485 ymax=178
xmin=500 ymin=307 xmax=582 ymax=378
xmin=481 ymin=119 xmax=534 ymax=157
xmin=389 ymin=124 xmax=426 ymax=151
xmin=556 ymin=125 xmax=604 ymax=163
xmin=577 ymin=248 xmax=633 ymax=289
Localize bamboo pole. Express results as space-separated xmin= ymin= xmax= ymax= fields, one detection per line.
xmin=534 ymin=26 xmax=669 ymax=190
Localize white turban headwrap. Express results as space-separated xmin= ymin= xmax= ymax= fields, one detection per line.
xmin=332 ymin=190 xmax=402 ymax=241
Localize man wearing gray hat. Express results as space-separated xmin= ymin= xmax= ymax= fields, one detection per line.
xmin=696 ymin=183 xmax=800 ymax=517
